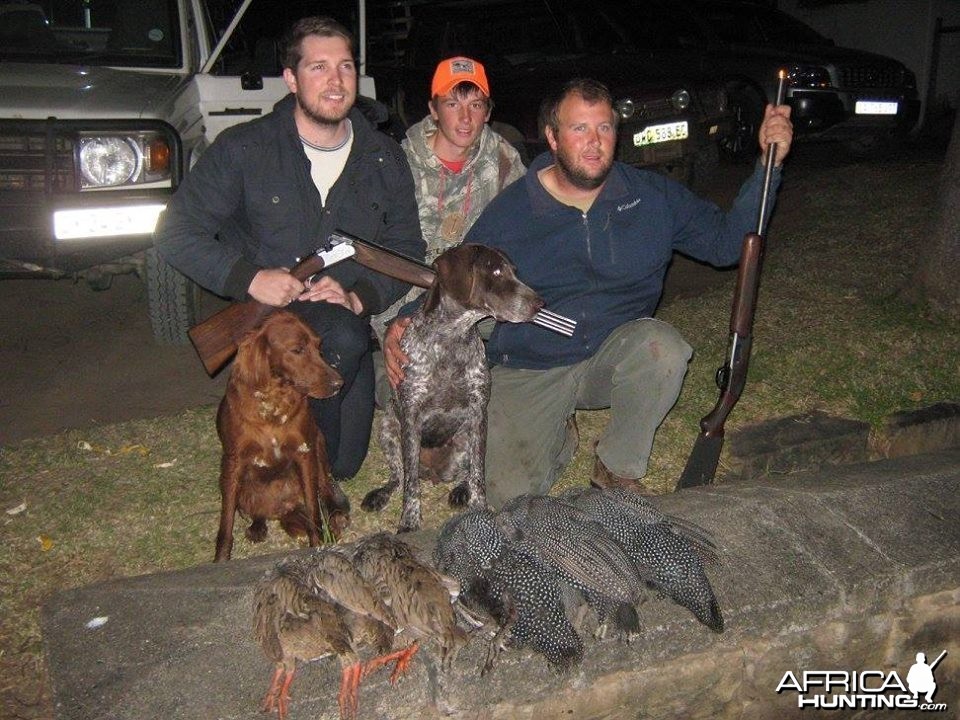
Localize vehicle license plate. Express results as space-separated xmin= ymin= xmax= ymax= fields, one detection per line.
xmin=855 ymin=100 xmax=898 ymax=115
xmin=634 ymin=121 xmax=689 ymax=147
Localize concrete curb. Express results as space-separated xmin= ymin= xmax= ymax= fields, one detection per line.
xmin=728 ymin=402 xmax=960 ymax=480
xmin=42 ymin=449 xmax=960 ymax=719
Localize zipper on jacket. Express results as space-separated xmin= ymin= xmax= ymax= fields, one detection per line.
xmin=583 ymin=210 xmax=600 ymax=294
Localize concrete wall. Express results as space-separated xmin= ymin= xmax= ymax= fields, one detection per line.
xmin=41 ymin=449 xmax=960 ymax=720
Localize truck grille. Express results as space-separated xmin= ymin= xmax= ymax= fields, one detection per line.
xmin=839 ymin=65 xmax=902 ymax=90
xmin=0 ymin=130 xmax=77 ymax=192
xmin=631 ymin=97 xmax=676 ymax=120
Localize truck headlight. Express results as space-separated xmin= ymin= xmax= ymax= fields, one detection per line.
xmin=615 ymin=98 xmax=635 ymax=120
xmin=77 ymin=132 xmax=173 ymax=189
xmin=79 ymin=137 xmax=140 ymax=187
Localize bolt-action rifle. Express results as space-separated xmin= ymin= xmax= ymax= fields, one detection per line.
xmin=676 ymin=70 xmax=788 ymax=490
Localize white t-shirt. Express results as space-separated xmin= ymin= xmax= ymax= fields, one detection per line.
xmin=301 ymin=120 xmax=354 ymax=205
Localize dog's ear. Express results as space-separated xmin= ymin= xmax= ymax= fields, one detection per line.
xmin=428 ymin=244 xmax=483 ymax=313
xmin=423 ymin=249 xmax=457 ymax=314
xmin=233 ymin=323 xmax=273 ymax=388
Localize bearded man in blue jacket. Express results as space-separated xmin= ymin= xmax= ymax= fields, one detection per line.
xmin=386 ymin=77 xmax=792 ymax=507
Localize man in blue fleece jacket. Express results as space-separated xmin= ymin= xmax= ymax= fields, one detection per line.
xmin=386 ymin=77 xmax=792 ymax=507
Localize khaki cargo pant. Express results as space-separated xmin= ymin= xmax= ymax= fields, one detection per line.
xmin=484 ymin=318 xmax=693 ymax=508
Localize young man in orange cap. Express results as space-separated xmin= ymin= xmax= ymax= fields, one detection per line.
xmin=372 ymin=57 xmax=525 ymax=408
xmin=371 ymin=56 xmax=525 ymax=341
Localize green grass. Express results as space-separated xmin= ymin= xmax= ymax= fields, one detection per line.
xmin=1 ymin=155 xmax=958 ymax=718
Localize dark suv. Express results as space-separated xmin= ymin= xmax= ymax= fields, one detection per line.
xmin=367 ymin=0 xmax=731 ymax=186
xmin=683 ymin=0 xmax=921 ymax=158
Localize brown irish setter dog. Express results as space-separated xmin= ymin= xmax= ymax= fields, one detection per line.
xmin=214 ymin=311 xmax=351 ymax=561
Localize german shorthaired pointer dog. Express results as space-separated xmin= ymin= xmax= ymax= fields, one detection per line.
xmin=362 ymin=244 xmax=543 ymax=532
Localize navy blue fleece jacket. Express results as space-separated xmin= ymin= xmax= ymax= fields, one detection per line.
xmin=465 ymin=152 xmax=781 ymax=369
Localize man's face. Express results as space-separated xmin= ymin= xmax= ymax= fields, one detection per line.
xmin=429 ymin=86 xmax=492 ymax=155
xmin=283 ymin=35 xmax=357 ymax=126
xmin=546 ymin=94 xmax=617 ymax=190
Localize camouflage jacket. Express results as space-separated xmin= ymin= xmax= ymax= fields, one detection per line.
xmin=371 ymin=116 xmax=525 ymax=339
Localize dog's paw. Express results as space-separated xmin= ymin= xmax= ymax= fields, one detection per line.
xmin=447 ymin=482 xmax=470 ymax=508
xmin=361 ymin=487 xmax=393 ymax=512
xmin=327 ymin=511 xmax=351 ymax=540
xmin=245 ymin=519 xmax=268 ymax=543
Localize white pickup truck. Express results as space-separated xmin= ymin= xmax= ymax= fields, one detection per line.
xmin=0 ymin=0 xmax=376 ymax=342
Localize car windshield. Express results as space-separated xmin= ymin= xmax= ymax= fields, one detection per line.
xmin=0 ymin=0 xmax=182 ymax=68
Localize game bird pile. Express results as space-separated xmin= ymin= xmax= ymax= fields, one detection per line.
xmin=253 ymin=490 xmax=722 ymax=718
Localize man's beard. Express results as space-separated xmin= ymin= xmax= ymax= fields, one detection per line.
xmin=297 ymin=92 xmax=351 ymax=126
xmin=554 ymin=144 xmax=613 ymax=190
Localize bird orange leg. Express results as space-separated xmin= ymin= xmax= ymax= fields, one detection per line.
xmin=261 ymin=665 xmax=285 ymax=714
xmin=277 ymin=668 xmax=296 ymax=720
xmin=362 ymin=641 xmax=421 ymax=686
xmin=261 ymin=666 xmax=296 ymax=720
xmin=338 ymin=661 xmax=363 ymax=720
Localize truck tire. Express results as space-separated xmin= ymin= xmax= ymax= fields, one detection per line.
xmin=719 ymin=82 xmax=764 ymax=163
xmin=145 ymin=247 xmax=199 ymax=345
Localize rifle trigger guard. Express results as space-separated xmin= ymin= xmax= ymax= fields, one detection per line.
xmin=715 ymin=364 xmax=730 ymax=391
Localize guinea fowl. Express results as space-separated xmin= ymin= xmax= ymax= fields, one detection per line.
xmin=347 ymin=533 xmax=469 ymax=675
xmin=561 ymin=487 xmax=725 ymax=633
xmin=494 ymin=494 xmax=647 ymax=639
xmin=253 ymin=549 xmax=412 ymax=720
xmin=434 ymin=509 xmax=584 ymax=673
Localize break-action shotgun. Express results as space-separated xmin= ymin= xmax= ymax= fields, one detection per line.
xmin=675 ymin=69 xmax=787 ymax=490
xmin=188 ymin=230 xmax=577 ymax=376
xmin=327 ymin=230 xmax=578 ymax=337
xmin=187 ymin=231 xmax=436 ymax=376
xmin=187 ymin=241 xmax=357 ymax=376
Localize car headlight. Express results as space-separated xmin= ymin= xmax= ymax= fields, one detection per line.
xmin=671 ymin=89 xmax=691 ymax=112
xmin=787 ymin=64 xmax=832 ymax=89
xmin=77 ymin=132 xmax=172 ymax=189
xmin=615 ymin=98 xmax=635 ymax=120
xmin=79 ymin=137 xmax=140 ymax=187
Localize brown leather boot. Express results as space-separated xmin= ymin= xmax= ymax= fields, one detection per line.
xmin=590 ymin=450 xmax=653 ymax=495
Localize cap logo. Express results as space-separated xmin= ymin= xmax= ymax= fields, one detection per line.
xmin=451 ymin=59 xmax=475 ymax=75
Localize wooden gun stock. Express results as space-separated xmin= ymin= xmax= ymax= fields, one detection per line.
xmin=695 ymin=232 xmax=763 ymax=438
xmin=187 ymin=243 xmax=355 ymax=376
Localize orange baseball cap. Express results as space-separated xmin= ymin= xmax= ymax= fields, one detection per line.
xmin=431 ymin=57 xmax=490 ymax=97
